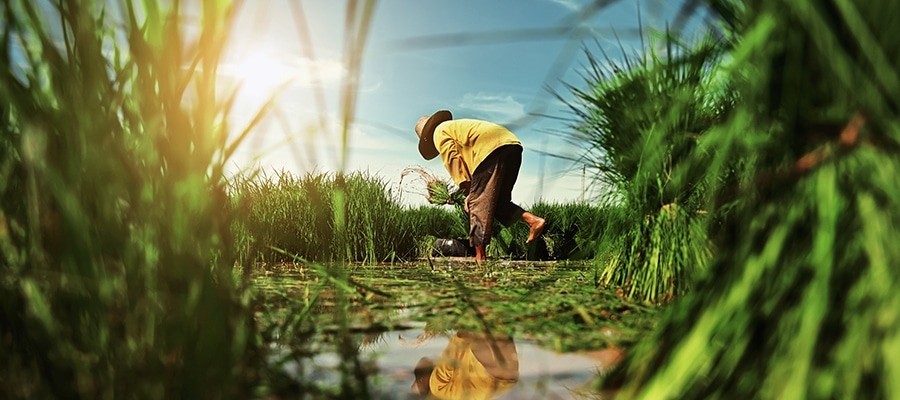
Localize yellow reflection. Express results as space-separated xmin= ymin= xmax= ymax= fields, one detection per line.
xmin=412 ymin=330 xmax=520 ymax=400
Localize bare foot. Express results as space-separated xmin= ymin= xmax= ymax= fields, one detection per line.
xmin=526 ymin=217 xmax=546 ymax=244
xmin=474 ymin=245 xmax=487 ymax=263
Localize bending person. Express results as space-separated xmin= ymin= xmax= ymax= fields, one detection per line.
xmin=414 ymin=110 xmax=545 ymax=262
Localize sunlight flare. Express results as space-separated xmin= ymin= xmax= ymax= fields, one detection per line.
xmin=226 ymin=52 xmax=296 ymax=94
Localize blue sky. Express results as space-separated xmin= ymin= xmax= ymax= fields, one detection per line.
xmin=221 ymin=0 xmax=697 ymax=206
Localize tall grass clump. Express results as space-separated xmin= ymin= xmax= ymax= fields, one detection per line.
xmin=563 ymin=29 xmax=732 ymax=302
xmin=605 ymin=0 xmax=900 ymax=398
xmin=233 ymin=170 xmax=466 ymax=263
xmin=0 ymin=1 xmax=260 ymax=398
xmin=531 ymin=201 xmax=607 ymax=260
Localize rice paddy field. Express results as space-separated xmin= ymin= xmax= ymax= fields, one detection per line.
xmin=2 ymin=1 xmax=899 ymax=399
xmin=251 ymin=261 xmax=656 ymax=398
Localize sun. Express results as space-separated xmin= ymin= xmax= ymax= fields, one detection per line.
xmin=227 ymin=52 xmax=296 ymax=96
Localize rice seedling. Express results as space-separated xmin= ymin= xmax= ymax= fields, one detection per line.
xmin=481 ymin=201 xmax=609 ymax=261
xmin=530 ymin=202 xmax=608 ymax=260
xmin=561 ymin=20 xmax=732 ymax=302
xmin=600 ymin=0 xmax=900 ymax=398
xmin=400 ymin=166 xmax=467 ymax=207
xmin=234 ymin=168 xmax=612 ymax=264
xmin=232 ymin=169 xmax=467 ymax=263
xmin=595 ymin=203 xmax=712 ymax=303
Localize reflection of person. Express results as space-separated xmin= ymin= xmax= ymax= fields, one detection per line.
xmin=411 ymin=330 xmax=520 ymax=399
xmin=415 ymin=110 xmax=546 ymax=262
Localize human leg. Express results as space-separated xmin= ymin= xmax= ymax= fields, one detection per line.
xmin=466 ymin=174 xmax=498 ymax=262
xmin=467 ymin=149 xmax=516 ymax=261
xmin=469 ymin=144 xmax=546 ymax=260
xmin=496 ymin=205 xmax=545 ymax=244
xmin=489 ymin=146 xmax=545 ymax=244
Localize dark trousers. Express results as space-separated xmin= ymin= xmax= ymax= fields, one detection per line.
xmin=467 ymin=145 xmax=525 ymax=247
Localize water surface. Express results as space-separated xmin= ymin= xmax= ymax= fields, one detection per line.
xmin=257 ymin=262 xmax=648 ymax=399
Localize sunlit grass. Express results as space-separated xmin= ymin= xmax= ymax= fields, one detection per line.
xmin=230 ymin=169 xmax=466 ymax=263
xmin=5 ymin=0 xmax=897 ymax=399
xmin=1 ymin=0 xmax=257 ymax=397
xmin=563 ymin=27 xmax=729 ymax=303
xmin=603 ymin=1 xmax=900 ymax=398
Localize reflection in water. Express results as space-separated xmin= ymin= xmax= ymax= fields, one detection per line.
xmin=410 ymin=330 xmax=519 ymax=400
xmin=270 ymin=324 xmax=614 ymax=399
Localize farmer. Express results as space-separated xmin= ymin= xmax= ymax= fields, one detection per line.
xmin=411 ymin=329 xmax=520 ymax=399
xmin=415 ymin=110 xmax=545 ymax=262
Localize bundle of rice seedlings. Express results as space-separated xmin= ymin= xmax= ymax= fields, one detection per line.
xmin=401 ymin=167 xmax=466 ymax=206
xmin=598 ymin=202 xmax=712 ymax=304
xmin=563 ymin=27 xmax=728 ymax=302
xmin=601 ymin=1 xmax=900 ymax=398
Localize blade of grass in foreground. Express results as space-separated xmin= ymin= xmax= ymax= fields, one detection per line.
xmin=606 ymin=1 xmax=900 ymax=398
xmin=0 ymin=0 xmax=273 ymax=397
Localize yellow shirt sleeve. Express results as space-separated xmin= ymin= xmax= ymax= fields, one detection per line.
xmin=433 ymin=119 xmax=522 ymax=186
xmin=435 ymin=130 xmax=472 ymax=185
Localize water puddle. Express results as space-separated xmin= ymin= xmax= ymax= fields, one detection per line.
xmin=274 ymin=322 xmax=620 ymax=399
xmin=256 ymin=263 xmax=649 ymax=398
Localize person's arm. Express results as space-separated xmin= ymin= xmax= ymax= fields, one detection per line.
xmin=434 ymin=125 xmax=473 ymax=208
xmin=435 ymin=131 xmax=471 ymax=182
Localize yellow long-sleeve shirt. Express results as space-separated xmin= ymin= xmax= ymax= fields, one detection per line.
xmin=433 ymin=119 xmax=522 ymax=185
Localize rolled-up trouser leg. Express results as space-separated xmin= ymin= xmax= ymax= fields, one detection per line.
xmin=467 ymin=145 xmax=525 ymax=247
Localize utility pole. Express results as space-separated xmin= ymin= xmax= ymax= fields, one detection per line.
xmin=581 ymin=164 xmax=585 ymax=203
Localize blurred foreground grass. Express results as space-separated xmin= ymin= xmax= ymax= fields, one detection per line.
xmin=0 ymin=1 xmax=259 ymax=397
xmin=577 ymin=1 xmax=900 ymax=398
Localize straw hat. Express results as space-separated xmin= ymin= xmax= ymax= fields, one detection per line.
xmin=415 ymin=110 xmax=453 ymax=160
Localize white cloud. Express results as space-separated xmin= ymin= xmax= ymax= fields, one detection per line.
xmin=456 ymin=92 xmax=526 ymax=122
xmin=286 ymin=56 xmax=348 ymax=87
xmin=359 ymin=79 xmax=383 ymax=94
xmin=546 ymin=0 xmax=590 ymax=11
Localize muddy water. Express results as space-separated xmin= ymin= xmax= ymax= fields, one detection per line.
xmin=257 ymin=263 xmax=643 ymax=399
xmin=275 ymin=322 xmax=619 ymax=399
xmin=372 ymin=324 xmax=617 ymax=399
